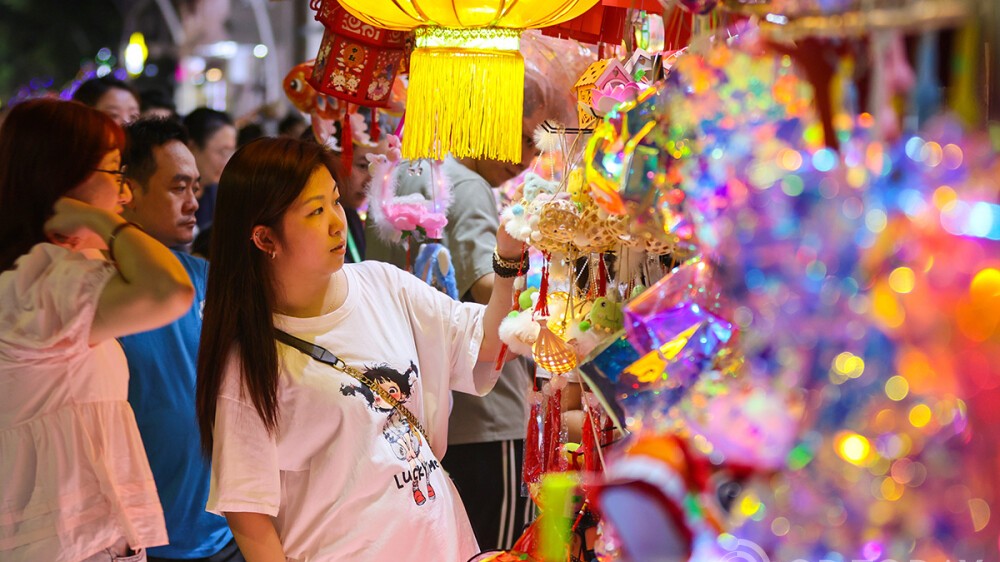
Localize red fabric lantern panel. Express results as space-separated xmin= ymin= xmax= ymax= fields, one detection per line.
xmin=308 ymin=0 xmax=411 ymax=108
xmin=541 ymin=0 xmax=663 ymax=46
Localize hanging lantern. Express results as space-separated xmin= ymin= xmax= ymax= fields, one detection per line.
xmin=308 ymin=0 xmax=412 ymax=109
xmin=541 ymin=0 xmax=665 ymax=47
xmin=544 ymin=0 xmax=702 ymax=55
xmin=533 ymin=323 xmax=579 ymax=375
xmin=337 ymin=0 xmax=601 ymax=163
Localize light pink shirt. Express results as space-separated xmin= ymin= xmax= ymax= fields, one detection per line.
xmin=0 ymin=244 xmax=167 ymax=562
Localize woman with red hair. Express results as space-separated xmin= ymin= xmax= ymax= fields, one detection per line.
xmin=0 ymin=99 xmax=194 ymax=562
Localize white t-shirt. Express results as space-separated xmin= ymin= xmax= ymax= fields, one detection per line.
xmin=0 ymin=244 xmax=167 ymax=562
xmin=207 ymin=261 xmax=499 ymax=562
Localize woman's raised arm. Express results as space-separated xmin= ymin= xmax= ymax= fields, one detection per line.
xmin=44 ymin=197 xmax=194 ymax=344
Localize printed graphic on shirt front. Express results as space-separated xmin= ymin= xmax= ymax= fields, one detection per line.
xmin=340 ymin=361 xmax=438 ymax=506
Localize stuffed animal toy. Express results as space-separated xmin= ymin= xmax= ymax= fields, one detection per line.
xmin=366 ymin=135 xmax=452 ymax=244
xmin=414 ymin=243 xmax=458 ymax=300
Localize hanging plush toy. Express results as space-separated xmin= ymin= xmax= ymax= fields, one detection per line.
xmin=365 ymin=134 xmax=452 ymax=244
xmin=365 ymin=135 xmax=459 ymax=298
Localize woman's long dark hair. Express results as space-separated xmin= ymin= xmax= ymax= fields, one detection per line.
xmin=0 ymin=99 xmax=124 ymax=270
xmin=196 ymin=137 xmax=339 ymax=455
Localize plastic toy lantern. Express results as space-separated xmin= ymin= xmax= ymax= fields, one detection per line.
xmin=336 ymin=0 xmax=602 ymax=163
xmin=309 ymin=0 xmax=411 ymax=109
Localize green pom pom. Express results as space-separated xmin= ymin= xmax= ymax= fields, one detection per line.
xmin=507 ymin=310 xmax=520 ymax=319
xmin=578 ymin=320 xmax=591 ymax=331
xmin=518 ymin=287 xmax=538 ymax=310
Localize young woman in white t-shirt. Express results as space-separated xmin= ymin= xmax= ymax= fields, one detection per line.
xmin=0 ymin=99 xmax=195 ymax=561
xmin=196 ymin=137 xmax=523 ymax=562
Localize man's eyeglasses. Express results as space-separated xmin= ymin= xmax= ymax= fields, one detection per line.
xmin=93 ymin=166 xmax=130 ymax=192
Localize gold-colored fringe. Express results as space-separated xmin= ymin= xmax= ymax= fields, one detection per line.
xmin=403 ymin=47 xmax=525 ymax=163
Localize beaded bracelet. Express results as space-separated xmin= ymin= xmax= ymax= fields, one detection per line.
xmin=107 ymin=221 xmax=141 ymax=263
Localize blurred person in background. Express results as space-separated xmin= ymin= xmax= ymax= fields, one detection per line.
xmin=329 ymin=110 xmax=388 ymax=264
xmin=277 ymin=113 xmax=308 ymax=139
xmin=72 ymin=76 xmax=141 ymax=126
xmin=139 ymin=88 xmax=178 ymax=121
xmin=183 ymin=107 xmax=236 ymax=232
xmin=237 ymin=122 xmax=266 ymax=148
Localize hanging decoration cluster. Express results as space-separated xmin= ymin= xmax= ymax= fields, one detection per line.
xmin=336 ymin=0 xmax=602 ymax=163
xmin=309 ymin=0 xmax=411 ymax=109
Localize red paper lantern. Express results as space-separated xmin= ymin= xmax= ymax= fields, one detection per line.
xmin=308 ymin=0 xmax=411 ymax=108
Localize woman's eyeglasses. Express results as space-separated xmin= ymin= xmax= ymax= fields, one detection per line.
xmin=93 ymin=166 xmax=130 ymax=193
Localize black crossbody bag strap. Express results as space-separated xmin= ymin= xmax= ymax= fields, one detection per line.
xmin=274 ymin=329 xmax=426 ymax=438
xmin=275 ymin=329 xmax=342 ymax=366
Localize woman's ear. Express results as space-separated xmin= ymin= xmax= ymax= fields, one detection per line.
xmin=251 ymin=225 xmax=278 ymax=257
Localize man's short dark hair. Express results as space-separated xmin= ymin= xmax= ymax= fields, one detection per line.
xmin=237 ymin=122 xmax=265 ymax=147
xmin=183 ymin=107 xmax=234 ymax=149
xmin=139 ymin=88 xmax=177 ymax=115
xmin=278 ymin=114 xmax=306 ymax=136
xmin=123 ymin=117 xmax=190 ymax=192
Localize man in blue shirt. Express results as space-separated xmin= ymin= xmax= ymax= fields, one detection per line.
xmin=119 ymin=117 xmax=243 ymax=562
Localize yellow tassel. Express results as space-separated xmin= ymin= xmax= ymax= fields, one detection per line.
xmin=403 ymin=27 xmax=525 ymax=163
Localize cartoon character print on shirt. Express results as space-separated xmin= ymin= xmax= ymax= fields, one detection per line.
xmin=340 ymin=361 xmax=438 ymax=506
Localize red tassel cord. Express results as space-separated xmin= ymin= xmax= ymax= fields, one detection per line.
xmin=340 ymin=109 xmax=354 ymax=175
xmin=598 ymin=253 xmax=608 ymax=297
xmin=494 ymin=345 xmax=509 ymax=371
xmin=600 ymin=416 xmax=615 ymax=448
xmin=522 ymin=385 xmax=545 ymax=491
xmin=543 ymin=386 xmax=566 ymax=473
xmin=534 ymin=254 xmax=551 ymax=317
xmin=394 ymin=111 xmax=405 ymax=138
xmin=369 ymin=108 xmax=380 ymax=142
xmin=580 ymin=405 xmax=598 ymax=473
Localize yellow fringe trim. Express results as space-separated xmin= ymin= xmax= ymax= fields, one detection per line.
xmin=404 ymin=45 xmax=525 ymax=163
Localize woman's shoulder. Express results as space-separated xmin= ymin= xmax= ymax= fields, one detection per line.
xmin=0 ymin=244 xmax=115 ymax=348
xmin=1 ymin=243 xmax=108 ymax=287
xmin=345 ymin=261 xmax=436 ymax=303
xmin=345 ymin=260 xmax=407 ymax=284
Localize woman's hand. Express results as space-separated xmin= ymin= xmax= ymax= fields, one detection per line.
xmin=477 ymin=216 xmax=522 ymax=362
xmin=44 ymin=197 xmax=117 ymax=250
xmin=496 ymin=216 xmax=523 ymax=259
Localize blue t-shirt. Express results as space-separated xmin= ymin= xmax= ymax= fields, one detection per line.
xmin=119 ymin=251 xmax=232 ymax=558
